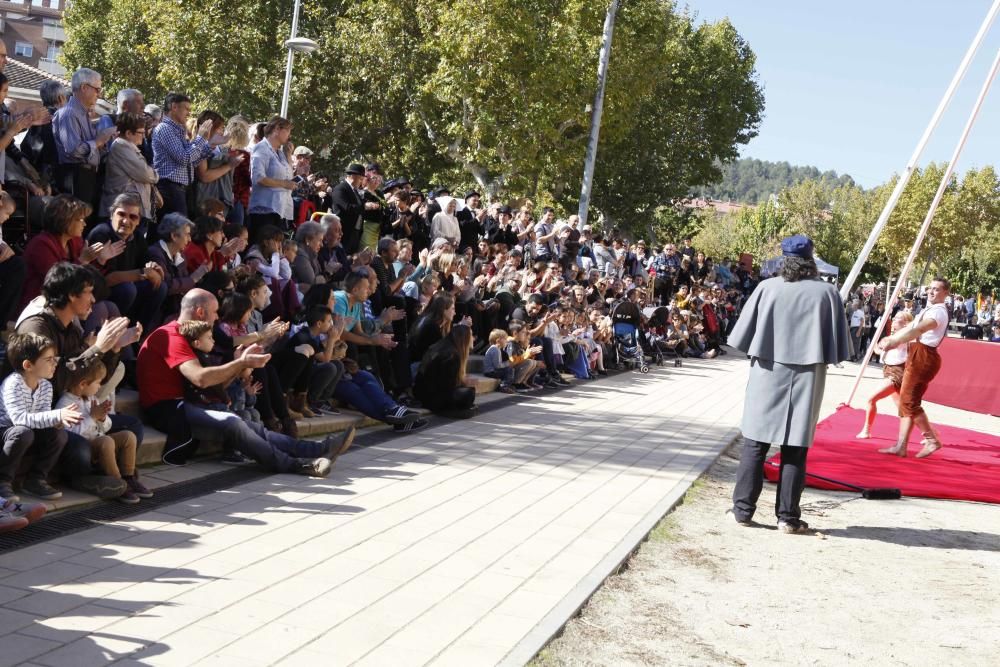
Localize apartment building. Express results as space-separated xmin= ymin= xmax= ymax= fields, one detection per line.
xmin=1 ymin=0 xmax=66 ymax=76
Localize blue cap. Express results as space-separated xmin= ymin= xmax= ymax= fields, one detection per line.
xmin=781 ymin=234 xmax=814 ymax=259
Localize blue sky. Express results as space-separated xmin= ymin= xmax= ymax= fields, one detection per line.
xmin=688 ymin=0 xmax=1000 ymax=187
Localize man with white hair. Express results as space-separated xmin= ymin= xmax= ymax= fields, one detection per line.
xmin=96 ymin=88 xmax=144 ymax=133
xmin=52 ymin=68 xmax=118 ymax=206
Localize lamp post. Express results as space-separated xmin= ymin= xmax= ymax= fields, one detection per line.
xmin=279 ymin=0 xmax=319 ymax=118
xmin=577 ymin=0 xmax=620 ymax=228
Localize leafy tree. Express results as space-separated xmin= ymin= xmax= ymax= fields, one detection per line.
xmin=62 ymin=0 xmax=763 ymax=227
xmin=693 ymin=157 xmax=856 ymax=204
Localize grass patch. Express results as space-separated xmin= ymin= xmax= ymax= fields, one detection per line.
xmin=648 ymin=513 xmax=682 ymax=543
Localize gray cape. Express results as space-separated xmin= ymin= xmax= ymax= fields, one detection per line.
xmin=730 ymin=277 xmax=851 ymax=447
xmin=729 ymin=277 xmax=851 ymax=366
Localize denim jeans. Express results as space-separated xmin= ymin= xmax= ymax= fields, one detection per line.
xmin=183 ymin=404 xmax=325 ymax=472
xmin=309 ymin=361 xmax=344 ymax=403
xmin=0 ymin=426 xmax=67 ymax=484
xmin=157 ymin=179 xmax=189 ymax=218
xmin=110 ymin=279 xmax=169 ymax=332
xmin=333 ymin=370 xmax=397 ymax=421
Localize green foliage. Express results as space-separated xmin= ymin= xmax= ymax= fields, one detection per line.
xmin=62 ymin=0 xmax=763 ymax=231
xmin=693 ymin=198 xmax=786 ymax=262
xmin=693 ymin=157 xmax=856 ymax=204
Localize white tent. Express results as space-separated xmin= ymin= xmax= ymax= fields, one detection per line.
xmin=760 ymin=255 xmax=839 ymax=279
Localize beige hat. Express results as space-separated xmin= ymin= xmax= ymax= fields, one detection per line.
xmin=293 ymin=145 xmax=314 ymax=157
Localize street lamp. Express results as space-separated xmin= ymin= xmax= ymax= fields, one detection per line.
xmin=279 ymin=0 xmax=319 ymax=118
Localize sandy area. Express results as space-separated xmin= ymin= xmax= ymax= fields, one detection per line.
xmin=531 ymin=365 xmax=1000 ymax=667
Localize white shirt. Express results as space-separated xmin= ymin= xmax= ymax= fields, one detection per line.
xmin=882 ymin=344 xmax=907 ymax=366
xmin=159 ymin=239 xmax=185 ymax=267
xmin=915 ymin=302 xmax=949 ymax=348
xmin=55 ymin=392 xmax=112 ymax=441
xmin=850 ymin=308 xmax=864 ymax=327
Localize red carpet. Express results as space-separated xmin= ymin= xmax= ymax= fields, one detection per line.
xmin=764 ymin=406 xmax=1000 ymax=504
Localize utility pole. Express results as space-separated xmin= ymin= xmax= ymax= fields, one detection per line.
xmin=577 ymin=0 xmax=620 ymax=228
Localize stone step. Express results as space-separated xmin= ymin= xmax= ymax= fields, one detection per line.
xmin=467 ymin=373 xmax=500 ymax=394
xmin=467 ymin=354 xmax=485 ymax=374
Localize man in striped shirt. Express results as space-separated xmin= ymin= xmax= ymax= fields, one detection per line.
xmin=151 ymin=92 xmax=222 ymax=218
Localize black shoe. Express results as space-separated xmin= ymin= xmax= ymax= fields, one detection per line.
xmin=555 ymin=378 xmax=571 ymax=387
xmin=294 ymin=458 xmax=332 ymax=478
xmin=221 ymin=450 xmax=254 ymax=465
xmin=396 ymin=394 xmax=421 ymax=408
xmin=778 ymin=518 xmax=811 ymax=534
xmin=441 ymin=406 xmax=478 ymax=419
xmin=383 ymin=405 xmax=421 ymax=425
xmin=71 ymin=475 xmax=127 ymax=499
xmin=394 ymin=418 xmax=429 ymax=433
xmin=324 ymin=426 xmax=356 ymax=463
xmin=22 ymin=477 xmax=62 ymax=501
xmin=124 ymin=475 xmax=154 ymax=499
xmin=0 ymin=482 xmax=18 ymax=502
xmin=597 ymin=369 xmax=608 ymax=376
xmin=116 ymin=489 xmax=141 ymax=504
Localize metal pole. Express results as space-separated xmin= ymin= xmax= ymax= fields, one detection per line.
xmin=839 ymin=0 xmax=1000 ymax=302
xmin=280 ymin=0 xmax=303 ymax=118
xmin=916 ymin=237 xmax=935 ymax=287
xmin=843 ymin=46 xmax=1000 ymax=407
xmin=577 ymin=0 xmax=620 ymax=228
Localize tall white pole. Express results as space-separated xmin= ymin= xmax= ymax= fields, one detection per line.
xmin=843 ymin=46 xmax=1000 ymax=407
xmin=280 ymin=0 xmax=303 ymax=119
xmin=578 ymin=0 xmax=620 ymax=228
xmin=839 ymin=0 xmax=1000 ymax=302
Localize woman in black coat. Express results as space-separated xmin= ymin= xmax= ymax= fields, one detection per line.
xmin=413 ymin=324 xmax=476 ymax=416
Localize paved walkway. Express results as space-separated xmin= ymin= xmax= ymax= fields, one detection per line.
xmin=0 ymin=355 xmax=750 ymax=667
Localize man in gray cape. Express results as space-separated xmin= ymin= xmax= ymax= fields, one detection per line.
xmin=728 ymin=235 xmax=850 ymax=533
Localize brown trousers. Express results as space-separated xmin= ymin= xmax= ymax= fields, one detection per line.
xmin=898 ymin=341 xmax=941 ymax=419
xmin=90 ymin=431 xmax=137 ymax=478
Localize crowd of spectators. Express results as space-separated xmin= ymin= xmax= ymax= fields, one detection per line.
xmin=0 ymin=64 xmax=757 ymax=531
xmin=845 ymin=287 xmax=1000 ymax=363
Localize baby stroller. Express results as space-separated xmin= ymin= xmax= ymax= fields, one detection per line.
xmin=610 ymin=298 xmax=663 ymax=373
xmin=613 ymin=321 xmax=649 ymax=373
xmin=643 ymin=306 xmax=683 ymax=367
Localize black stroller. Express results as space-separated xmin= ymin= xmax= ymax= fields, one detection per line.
xmin=643 ymin=306 xmax=683 ymax=367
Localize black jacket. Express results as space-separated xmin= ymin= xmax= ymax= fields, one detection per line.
xmin=413 ymin=339 xmax=462 ymax=409
xmin=330 ymin=180 xmax=364 ymax=238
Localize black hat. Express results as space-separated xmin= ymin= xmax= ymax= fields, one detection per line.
xmin=396 ymin=177 xmax=410 ymax=186
xmin=344 ymin=163 xmax=365 ymax=176
xmin=464 ymin=190 xmax=480 ymax=201
xmin=434 ymin=186 xmax=451 ymax=196
xmin=781 ymin=234 xmax=814 ymax=259
xmin=365 ymin=162 xmax=383 ymax=175
xmin=381 ymin=178 xmax=400 ymax=192
xmin=498 ymin=205 xmax=512 ymax=215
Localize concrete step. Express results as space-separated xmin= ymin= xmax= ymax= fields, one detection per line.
xmin=467 ymin=373 xmax=501 ymax=394
xmin=467 ymin=354 xmax=485 ymax=374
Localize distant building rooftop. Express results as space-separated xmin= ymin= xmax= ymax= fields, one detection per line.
xmin=5 ymin=56 xmax=67 ymax=102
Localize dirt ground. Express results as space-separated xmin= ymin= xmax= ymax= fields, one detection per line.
xmin=531 ymin=444 xmax=1000 ymax=667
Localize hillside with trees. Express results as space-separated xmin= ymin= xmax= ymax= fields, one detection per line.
xmin=693 ymin=158 xmax=856 ymax=203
